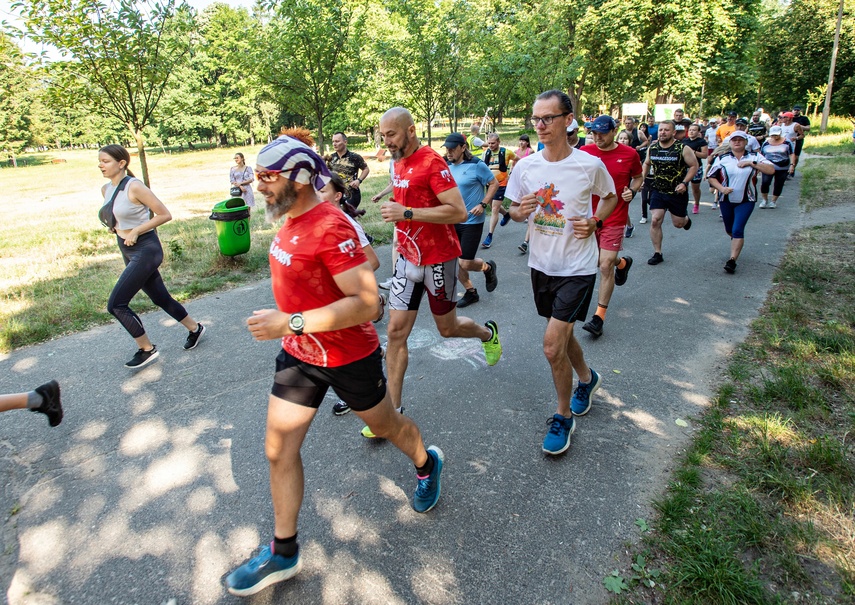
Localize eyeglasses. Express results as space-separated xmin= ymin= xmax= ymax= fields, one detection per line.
xmin=255 ymin=169 xmax=283 ymax=182
xmin=530 ymin=113 xmax=569 ymax=126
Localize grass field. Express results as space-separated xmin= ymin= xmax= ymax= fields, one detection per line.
xmin=0 ymin=145 xmax=398 ymax=353
xmin=609 ymin=163 xmax=855 ymax=605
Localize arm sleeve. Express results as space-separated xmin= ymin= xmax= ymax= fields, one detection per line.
xmin=318 ymin=212 xmax=370 ymax=276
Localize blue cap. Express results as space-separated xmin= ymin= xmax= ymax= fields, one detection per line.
xmin=585 ymin=115 xmax=618 ymax=133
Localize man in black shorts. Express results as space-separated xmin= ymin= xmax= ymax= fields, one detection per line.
xmin=443 ymin=133 xmax=500 ymax=307
xmin=642 ymin=120 xmax=699 ymax=265
xmin=225 ymin=134 xmax=443 ymax=598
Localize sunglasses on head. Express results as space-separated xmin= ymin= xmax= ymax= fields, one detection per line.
xmin=255 ymin=169 xmax=284 ymax=182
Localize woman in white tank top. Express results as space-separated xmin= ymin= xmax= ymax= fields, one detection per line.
xmin=99 ymin=145 xmax=206 ymax=368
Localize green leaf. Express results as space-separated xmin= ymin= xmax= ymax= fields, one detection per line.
xmin=635 ymin=518 xmax=650 ymax=532
xmin=603 ymin=571 xmax=629 ymax=594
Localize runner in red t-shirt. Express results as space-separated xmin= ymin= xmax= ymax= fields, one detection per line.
xmin=226 ymin=134 xmax=445 ymax=598
xmin=363 ymin=107 xmax=503 ymax=439
xmin=579 ymin=116 xmax=644 ymax=338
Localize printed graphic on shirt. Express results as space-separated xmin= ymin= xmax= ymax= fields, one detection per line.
xmin=532 ymin=183 xmax=567 ymax=233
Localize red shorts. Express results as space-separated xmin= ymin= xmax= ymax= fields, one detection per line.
xmin=595 ymin=223 xmax=624 ymax=252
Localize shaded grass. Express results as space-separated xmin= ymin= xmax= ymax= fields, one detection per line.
xmin=612 ymin=221 xmax=855 ymax=605
xmin=800 ymin=156 xmax=855 ymax=211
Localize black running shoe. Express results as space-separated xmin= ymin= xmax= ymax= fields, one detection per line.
xmin=614 ymin=256 xmax=633 ymax=286
xmin=183 ymin=323 xmax=206 ymax=350
xmin=724 ymin=258 xmax=737 ymax=274
xmin=484 ymin=261 xmax=498 ymax=292
xmin=683 ymin=217 xmax=692 ymax=231
xmin=457 ymin=289 xmax=480 ymax=308
xmin=582 ymin=315 xmax=604 ymax=338
xmin=125 ymin=346 xmax=159 ymax=369
xmin=332 ymin=401 xmax=351 ymax=415
xmin=648 ymin=252 xmax=664 ymax=265
xmin=33 ymin=380 xmax=63 ymax=427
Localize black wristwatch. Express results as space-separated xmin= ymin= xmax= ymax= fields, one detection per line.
xmin=288 ymin=312 xmax=305 ymax=336
xmin=481 ymin=202 xmax=488 ymax=208
xmin=593 ymin=217 xmax=603 ymax=230
xmin=403 ymin=207 xmax=414 ymax=220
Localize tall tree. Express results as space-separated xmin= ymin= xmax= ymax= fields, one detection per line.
xmin=18 ymin=0 xmax=195 ymax=185
xmin=0 ymin=33 xmax=35 ymax=165
xmin=253 ymin=0 xmax=367 ymax=153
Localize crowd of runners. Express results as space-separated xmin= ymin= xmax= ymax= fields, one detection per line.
xmin=8 ymin=91 xmax=811 ymax=598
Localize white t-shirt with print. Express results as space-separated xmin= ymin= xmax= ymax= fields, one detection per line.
xmin=505 ymin=149 xmax=616 ymax=277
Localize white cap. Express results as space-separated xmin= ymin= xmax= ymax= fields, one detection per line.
xmin=566 ymin=119 xmax=579 ymax=132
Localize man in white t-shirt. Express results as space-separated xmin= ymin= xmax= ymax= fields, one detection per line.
xmin=506 ymin=89 xmax=618 ymax=456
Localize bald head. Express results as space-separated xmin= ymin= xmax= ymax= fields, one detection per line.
xmin=380 ymin=107 xmax=418 ymax=160
xmin=381 ymin=107 xmax=414 ymax=129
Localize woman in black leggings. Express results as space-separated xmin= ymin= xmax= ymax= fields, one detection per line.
xmin=99 ymin=145 xmax=206 ymax=368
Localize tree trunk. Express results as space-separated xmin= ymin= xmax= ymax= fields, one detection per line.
xmin=316 ymin=111 xmax=325 ymax=154
xmin=131 ymin=127 xmax=150 ymax=187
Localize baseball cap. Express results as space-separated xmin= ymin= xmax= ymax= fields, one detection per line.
xmin=256 ymin=135 xmax=331 ymax=190
xmin=674 ymin=124 xmax=686 ymax=132
xmin=442 ymin=133 xmax=466 ymax=148
xmin=585 ymin=115 xmax=618 ymax=133
xmin=793 ymin=105 xmax=803 ymax=111
xmin=735 ymin=117 xmax=748 ymax=125
xmin=728 ymin=110 xmax=738 ymax=117
xmin=729 ymin=130 xmax=748 ymax=140
xmin=566 ymin=119 xmax=579 ymax=132
xmin=781 ymin=111 xmax=795 ymax=118
xmin=769 ymin=126 xmax=783 ymax=136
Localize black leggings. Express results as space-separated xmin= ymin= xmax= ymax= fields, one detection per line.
xmin=760 ymin=170 xmax=788 ymax=197
xmin=108 ymin=231 xmax=188 ymax=338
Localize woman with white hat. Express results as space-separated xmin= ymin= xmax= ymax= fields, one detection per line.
xmin=759 ymin=126 xmax=795 ymax=208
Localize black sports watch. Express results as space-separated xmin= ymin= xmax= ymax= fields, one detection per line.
xmin=593 ymin=217 xmax=603 ymax=230
xmin=289 ymin=312 xmax=305 ymax=336
xmin=480 ymin=202 xmax=488 ymax=208
xmin=403 ymin=207 xmax=414 ymax=220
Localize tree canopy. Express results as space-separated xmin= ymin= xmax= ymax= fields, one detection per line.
xmin=5 ymin=0 xmax=855 ymax=166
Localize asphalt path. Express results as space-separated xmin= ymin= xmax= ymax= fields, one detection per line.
xmin=0 ymin=170 xmax=847 ymax=604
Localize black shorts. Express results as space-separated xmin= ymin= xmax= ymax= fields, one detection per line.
xmin=794 ymin=138 xmax=804 ymax=157
xmin=455 ymin=222 xmax=485 ymax=261
xmin=649 ymin=190 xmax=689 ymax=218
xmin=531 ymin=270 xmax=596 ymax=323
xmin=492 ymin=186 xmax=507 ymax=202
xmin=272 ymin=347 xmax=386 ymax=411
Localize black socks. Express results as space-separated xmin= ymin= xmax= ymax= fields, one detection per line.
xmin=273 ymin=533 xmax=298 ymax=558
xmin=416 ymin=453 xmax=434 ymax=477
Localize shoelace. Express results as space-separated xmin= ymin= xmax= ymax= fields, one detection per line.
xmin=415 ymin=474 xmax=434 ymax=498
xmin=546 ymin=416 xmax=567 ymax=436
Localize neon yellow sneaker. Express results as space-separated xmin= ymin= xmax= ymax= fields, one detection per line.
xmin=360 ymin=407 xmax=404 ymax=438
xmin=482 ymin=320 xmax=502 ymax=366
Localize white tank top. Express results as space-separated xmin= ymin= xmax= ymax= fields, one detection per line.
xmin=104 ymin=177 xmax=150 ymax=230
xmin=779 ymin=123 xmax=797 ymax=144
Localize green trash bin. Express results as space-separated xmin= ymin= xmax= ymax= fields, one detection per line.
xmin=209 ymin=197 xmax=251 ymax=256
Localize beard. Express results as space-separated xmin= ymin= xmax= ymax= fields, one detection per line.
xmin=265 ymin=181 xmax=298 ymax=223
xmin=390 ymin=132 xmax=415 ymax=161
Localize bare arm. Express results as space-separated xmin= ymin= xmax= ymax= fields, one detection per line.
xmin=380 ymin=187 xmax=467 ymax=224
xmin=246 ymin=262 xmax=380 ymax=340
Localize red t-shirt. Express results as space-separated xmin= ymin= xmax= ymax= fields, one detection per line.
xmin=392 ymin=146 xmax=461 ymax=265
xmin=269 ymin=203 xmax=379 ymax=367
xmin=580 ymin=143 xmax=642 ymax=227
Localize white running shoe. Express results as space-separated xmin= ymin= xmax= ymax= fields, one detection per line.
xmin=378 ymin=277 xmax=393 ymax=290
xmin=768 ymin=201 xmax=777 ymax=209
xmin=759 ymin=200 xmax=767 ymax=209
xmin=639 ymin=217 xmax=648 ymax=224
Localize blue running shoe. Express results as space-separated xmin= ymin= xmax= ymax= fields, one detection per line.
xmin=413 ymin=445 xmax=444 ymax=513
xmin=481 ymin=233 xmax=493 ymax=248
xmin=571 ymin=368 xmax=601 ymax=416
xmin=542 ymin=414 xmax=575 ymax=455
xmin=226 ymin=543 xmax=302 ymax=597
xmin=500 ymin=212 xmax=511 ymax=227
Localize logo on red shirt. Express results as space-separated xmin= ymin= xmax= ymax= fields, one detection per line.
xmin=337 ymin=238 xmax=358 ymax=257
